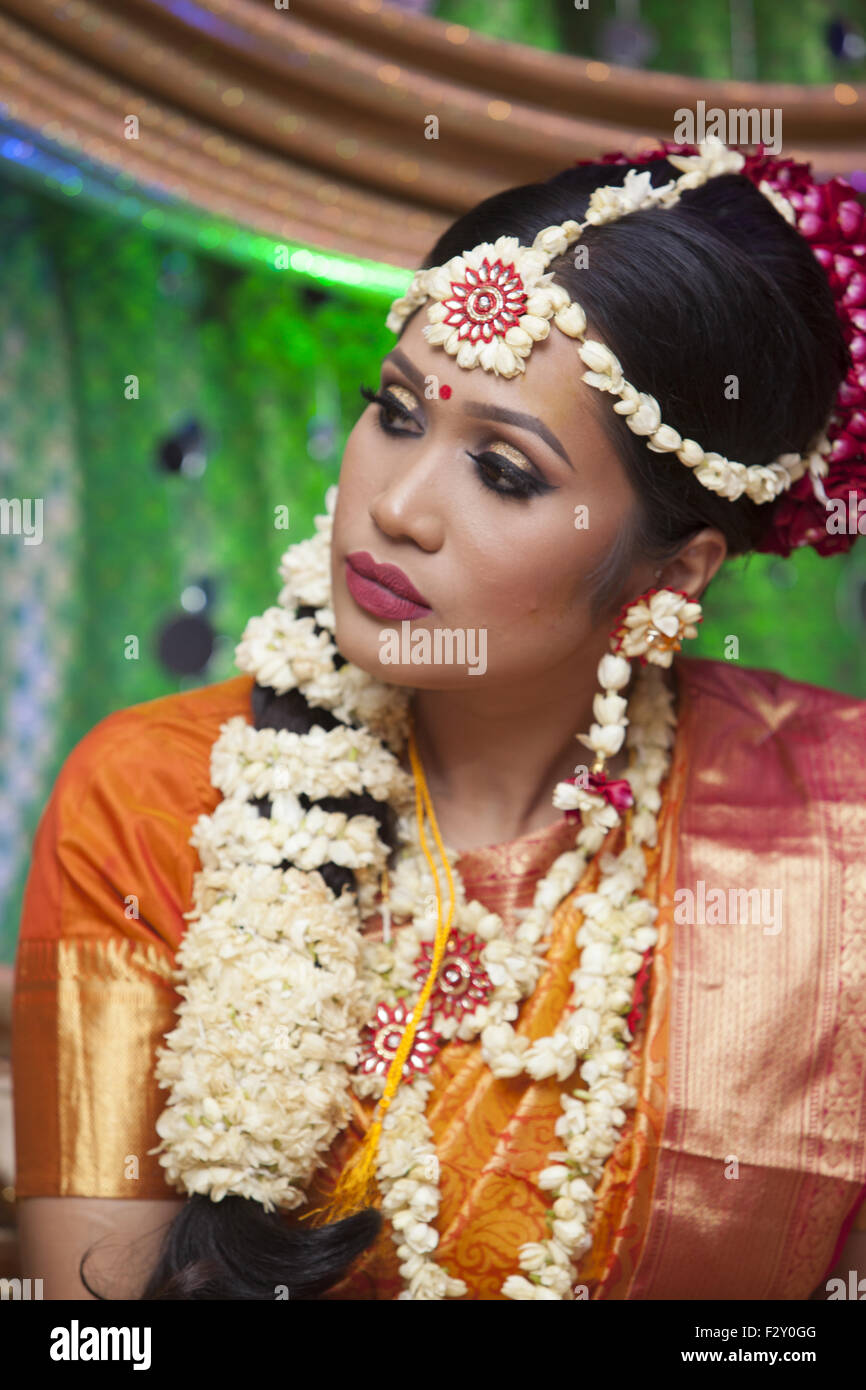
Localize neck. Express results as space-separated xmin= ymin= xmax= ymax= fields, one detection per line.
xmin=399 ymin=660 xmax=676 ymax=854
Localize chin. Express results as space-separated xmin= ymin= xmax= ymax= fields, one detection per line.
xmin=333 ymin=604 xmax=482 ymax=691
xmin=331 ymin=594 xmax=406 ymax=685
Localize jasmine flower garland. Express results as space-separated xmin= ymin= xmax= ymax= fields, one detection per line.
xmin=151 ymin=486 xmax=677 ymax=1300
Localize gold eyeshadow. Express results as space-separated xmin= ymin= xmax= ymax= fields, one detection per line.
xmin=384 ymin=383 xmax=418 ymax=412
xmin=488 ymin=440 xmax=534 ymax=473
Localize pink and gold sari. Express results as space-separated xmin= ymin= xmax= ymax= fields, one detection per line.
xmin=13 ymin=655 xmax=866 ymax=1297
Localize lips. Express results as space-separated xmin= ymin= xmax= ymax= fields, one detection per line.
xmin=345 ymin=550 xmax=432 ymax=621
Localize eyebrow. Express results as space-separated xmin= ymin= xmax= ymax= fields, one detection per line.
xmin=381 ymin=348 xmax=574 ymax=471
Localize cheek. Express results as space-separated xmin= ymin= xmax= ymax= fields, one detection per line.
xmin=467 ymin=510 xmax=599 ymax=628
xmin=333 ymin=431 xmax=370 ymax=534
xmin=337 ymin=426 xmax=363 ymax=488
xmin=334 ymin=417 xmax=420 ymax=529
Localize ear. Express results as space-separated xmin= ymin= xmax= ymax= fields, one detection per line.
xmin=655 ymin=528 xmax=728 ymax=601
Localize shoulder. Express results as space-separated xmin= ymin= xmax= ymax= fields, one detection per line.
xmin=675 ymin=654 xmax=866 ymax=806
xmin=676 ymin=654 xmax=866 ymax=738
xmin=58 ymin=672 xmax=256 ymax=799
xmin=20 ymin=674 xmax=256 ymax=953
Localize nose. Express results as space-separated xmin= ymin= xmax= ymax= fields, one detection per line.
xmin=368 ymin=446 xmax=446 ymax=552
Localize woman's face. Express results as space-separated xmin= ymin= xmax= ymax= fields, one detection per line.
xmin=330 ymin=311 xmax=645 ymax=689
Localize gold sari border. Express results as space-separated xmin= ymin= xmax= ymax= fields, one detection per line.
xmin=14 ymin=937 xmax=181 ymax=1199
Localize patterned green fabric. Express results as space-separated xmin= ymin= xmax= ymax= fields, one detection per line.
xmin=0 ymin=187 xmax=83 ymax=965
xmin=432 ymin=0 xmax=866 ymax=83
xmin=1 ymin=178 xmax=865 ymax=962
xmin=0 ymin=182 xmax=396 ymax=960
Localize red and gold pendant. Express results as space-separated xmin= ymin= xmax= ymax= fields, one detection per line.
xmin=413 ymin=931 xmax=493 ymax=1020
xmin=357 ymin=1000 xmax=442 ymax=1080
xmin=441 ymin=259 xmax=528 ymax=343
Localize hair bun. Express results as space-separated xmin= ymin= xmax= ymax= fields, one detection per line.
xmin=574 ymin=140 xmax=866 ymax=558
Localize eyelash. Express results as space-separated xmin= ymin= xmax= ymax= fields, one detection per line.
xmin=358 ymin=383 xmax=550 ymax=501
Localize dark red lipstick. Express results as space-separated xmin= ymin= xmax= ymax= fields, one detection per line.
xmin=345 ymin=551 xmax=432 ymax=621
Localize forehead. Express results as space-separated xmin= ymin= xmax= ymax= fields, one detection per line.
xmin=389 ymin=310 xmax=611 ymax=453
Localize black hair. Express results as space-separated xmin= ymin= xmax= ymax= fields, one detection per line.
xmin=87 ymin=1197 xmax=383 ymax=1301
xmin=411 ymin=160 xmax=849 ymax=621
xmin=93 ymin=158 xmax=848 ymax=1300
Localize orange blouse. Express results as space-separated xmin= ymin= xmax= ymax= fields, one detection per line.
xmin=12 ymin=656 xmax=866 ymax=1298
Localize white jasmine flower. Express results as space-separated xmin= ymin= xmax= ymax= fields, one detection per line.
xmin=537 ymin=1163 xmax=571 ymax=1191
xmin=525 ymin=1034 xmax=578 ymax=1082
xmin=501 ymin=1275 xmax=561 ymax=1300
xmin=517 ymin=1242 xmax=549 ymax=1272
xmin=537 ymin=1264 xmax=575 ymax=1296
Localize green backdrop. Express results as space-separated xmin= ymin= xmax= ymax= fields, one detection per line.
xmin=433 ymin=0 xmax=866 ymax=84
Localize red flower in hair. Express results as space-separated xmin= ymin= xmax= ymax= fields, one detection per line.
xmin=574 ymin=140 xmax=866 ymax=558
xmin=762 ymin=458 xmax=866 ymax=557
xmin=740 ymin=148 xmax=866 ymax=556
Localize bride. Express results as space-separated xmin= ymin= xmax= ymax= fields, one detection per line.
xmin=13 ymin=138 xmax=866 ymax=1300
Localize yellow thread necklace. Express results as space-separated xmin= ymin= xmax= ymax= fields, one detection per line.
xmin=304 ymin=712 xmax=454 ymax=1225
